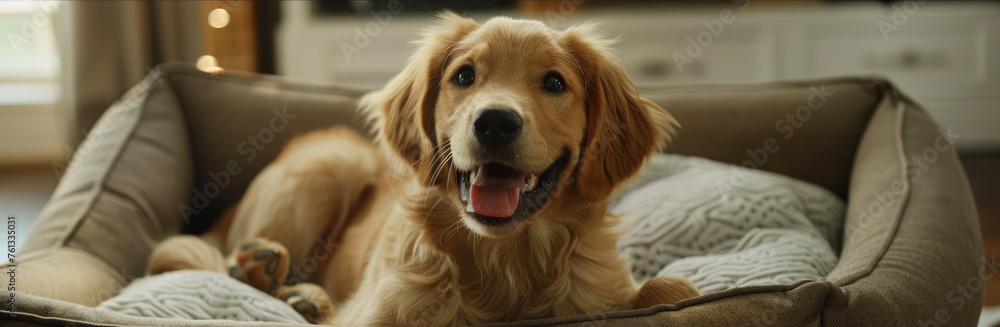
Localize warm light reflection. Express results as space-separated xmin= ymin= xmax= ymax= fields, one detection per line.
xmin=196 ymin=55 xmax=221 ymax=73
xmin=207 ymin=8 xmax=230 ymax=28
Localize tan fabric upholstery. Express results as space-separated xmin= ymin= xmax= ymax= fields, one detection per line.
xmin=1 ymin=63 xmax=982 ymax=326
xmin=642 ymin=80 xmax=880 ymax=198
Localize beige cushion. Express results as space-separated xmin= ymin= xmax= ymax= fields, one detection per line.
xmin=1 ymin=63 xmax=982 ymax=326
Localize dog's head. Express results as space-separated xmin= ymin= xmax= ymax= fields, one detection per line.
xmin=362 ymin=12 xmax=677 ymax=238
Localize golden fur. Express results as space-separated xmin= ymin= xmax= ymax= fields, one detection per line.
xmin=149 ymin=12 xmax=699 ymax=326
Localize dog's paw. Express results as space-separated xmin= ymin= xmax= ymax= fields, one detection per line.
xmin=633 ymin=275 xmax=701 ymax=309
xmin=227 ymin=238 xmax=290 ymax=294
xmin=275 ymin=283 xmax=335 ymax=324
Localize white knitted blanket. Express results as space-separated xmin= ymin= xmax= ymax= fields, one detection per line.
xmin=97 ymin=270 xmax=307 ymax=324
xmin=99 ymin=154 xmax=843 ymax=321
xmin=613 ymin=154 xmax=844 ymax=293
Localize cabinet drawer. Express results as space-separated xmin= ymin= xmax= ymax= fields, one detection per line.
xmin=605 ymin=17 xmax=774 ymax=86
xmin=797 ymin=12 xmax=993 ymax=97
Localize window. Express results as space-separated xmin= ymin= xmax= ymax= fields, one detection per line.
xmin=0 ymin=1 xmax=64 ymax=165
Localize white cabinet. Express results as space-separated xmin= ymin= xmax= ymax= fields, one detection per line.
xmin=277 ymin=1 xmax=1000 ymax=152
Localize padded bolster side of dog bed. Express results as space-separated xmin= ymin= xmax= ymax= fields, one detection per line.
xmin=4 ymin=67 xmax=194 ymax=307
xmin=821 ymin=82 xmax=983 ymax=326
xmin=2 ymin=62 xmax=373 ymax=309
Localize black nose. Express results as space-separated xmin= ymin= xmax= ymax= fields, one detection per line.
xmin=473 ymin=108 xmax=522 ymax=148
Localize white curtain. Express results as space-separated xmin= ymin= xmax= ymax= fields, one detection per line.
xmin=55 ymin=1 xmax=202 ymax=148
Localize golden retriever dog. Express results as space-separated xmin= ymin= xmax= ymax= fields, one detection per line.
xmin=148 ymin=12 xmax=700 ymax=326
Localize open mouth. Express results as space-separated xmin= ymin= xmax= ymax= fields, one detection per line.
xmin=457 ymin=152 xmax=569 ymax=225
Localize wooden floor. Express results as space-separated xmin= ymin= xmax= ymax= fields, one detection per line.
xmin=963 ymin=156 xmax=1000 ymax=307
xmin=0 ymin=166 xmax=58 ymax=250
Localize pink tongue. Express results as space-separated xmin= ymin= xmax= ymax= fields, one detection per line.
xmin=470 ymin=165 xmax=525 ymax=218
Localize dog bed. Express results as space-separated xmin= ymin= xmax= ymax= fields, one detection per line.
xmin=1 ymin=63 xmax=982 ymax=326
xmin=95 ymin=153 xmax=843 ymax=321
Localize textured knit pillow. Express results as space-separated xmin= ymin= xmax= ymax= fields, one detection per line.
xmin=613 ymin=154 xmax=844 ymax=293
xmin=97 ymin=270 xmax=308 ymax=324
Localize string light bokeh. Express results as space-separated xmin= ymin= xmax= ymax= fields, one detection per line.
xmin=199 ymin=7 xmax=229 ymax=73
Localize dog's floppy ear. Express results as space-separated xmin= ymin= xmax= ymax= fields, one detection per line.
xmin=562 ymin=24 xmax=679 ymax=201
xmin=360 ymin=11 xmax=478 ymax=166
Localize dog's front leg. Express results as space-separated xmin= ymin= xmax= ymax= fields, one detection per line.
xmin=229 ymin=238 xmax=337 ymax=324
xmin=632 ymin=275 xmax=701 ymax=309
xmin=224 ymin=127 xmax=381 ymax=267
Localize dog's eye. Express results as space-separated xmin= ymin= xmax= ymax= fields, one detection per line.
xmin=542 ymin=74 xmax=565 ymax=93
xmin=454 ymin=68 xmax=475 ymax=86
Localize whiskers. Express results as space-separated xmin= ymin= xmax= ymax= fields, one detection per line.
xmin=406 ymin=140 xmax=455 ymax=207
xmin=441 ymin=218 xmax=465 ymax=243
xmin=424 ymin=140 xmax=454 ymax=204
xmin=408 ymin=140 xmax=462 ymax=239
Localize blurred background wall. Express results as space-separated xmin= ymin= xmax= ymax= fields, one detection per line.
xmin=3 ymin=1 xmax=998 ymax=161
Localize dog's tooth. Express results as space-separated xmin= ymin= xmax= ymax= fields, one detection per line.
xmin=525 ymin=175 xmax=537 ymax=192
xmin=460 ymin=179 xmax=469 ymax=202
xmin=470 ymin=170 xmax=478 ymax=185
